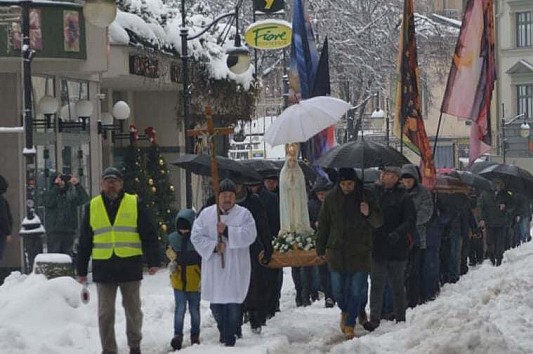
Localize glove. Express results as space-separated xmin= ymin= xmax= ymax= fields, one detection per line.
xmin=260 ymin=252 xmax=272 ymax=265
xmin=388 ymin=232 xmax=401 ymax=244
xmin=167 ymin=261 xmax=177 ymax=273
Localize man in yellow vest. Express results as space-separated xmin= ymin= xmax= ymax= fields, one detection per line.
xmin=77 ymin=167 xmax=160 ymax=354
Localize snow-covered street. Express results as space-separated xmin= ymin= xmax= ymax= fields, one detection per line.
xmin=0 ymin=242 xmax=532 ymax=354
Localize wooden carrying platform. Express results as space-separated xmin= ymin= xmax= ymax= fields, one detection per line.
xmin=259 ymin=249 xmax=326 ymax=268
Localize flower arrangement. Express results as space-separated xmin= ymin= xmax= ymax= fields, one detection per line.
xmin=272 ymin=231 xmax=316 ymax=253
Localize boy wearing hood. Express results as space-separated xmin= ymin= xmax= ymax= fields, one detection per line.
xmin=167 ymin=208 xmax=201 ymax=350
xmin=0 ymin=175 xmax=13 ymax=262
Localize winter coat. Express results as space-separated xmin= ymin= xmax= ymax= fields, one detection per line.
xmin=0 ymin=175 xmax=13 ymax=239
xmin=316 ymin=184 xmax=383 ymax=273
xmin=477 ymin=189 xmax=514 ymax=227
xmin=168 ymin=209 xmax=201 ymax=292
xmin=236 ymin=191 xmax=272 ymax=311
xmin=43 ymin=175 xmax=89 ymax=235
xmin=372 ymin=183 xmax=417 ymax=261
xmin=257 ymin=187 xmax=280 ymax=238
xmin=77 ymin=191 xmax=160 ymax=283
xmin=401 ymin=164 xmax=433 ymax=249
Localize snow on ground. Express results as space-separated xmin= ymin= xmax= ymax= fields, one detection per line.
xmin=1 ymin=242 xmax=533 ymax=354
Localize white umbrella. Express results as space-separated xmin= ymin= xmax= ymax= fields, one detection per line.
xmin=264 ymin=96 xmax=351 ymax=147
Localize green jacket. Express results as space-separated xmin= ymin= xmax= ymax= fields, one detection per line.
xmin=316 ymin=185 xmax=383 ymax=273
xmin=43 ymin=183 xmax=89 ymax=235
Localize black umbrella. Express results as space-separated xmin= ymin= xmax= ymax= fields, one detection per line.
xmin=240 ymin=159 xmax=280 ymax=179
xmin=448 ymin=170 xmax=492 ymax=192
xmin=434 ymin=174 xmax=469 ymax=194
xmin=171 ymin=154 xmax=262 ymax=181
xmin=316 ymin=140 xmax=411 ymax=169
xmin=271 ymin=159 xmax=317 ymax=182
xmin=355 ymin=168 xmax=381 ymax=184
xmin=468 ymin=160 xmax=498 ymax=174
xmin=478 ymin=164 xmax=533 ymax=196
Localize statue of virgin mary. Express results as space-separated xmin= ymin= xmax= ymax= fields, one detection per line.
xmin=278 ymin=143 xmax=313 ymax=236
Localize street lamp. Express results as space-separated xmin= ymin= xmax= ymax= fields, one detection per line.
xmin=17 ymin=0 xmax=116 ymax=272
xmin=501 ymin=113 xmax=529 ymax=164
xmin=180 ymin=1 xmax=250 ymax=208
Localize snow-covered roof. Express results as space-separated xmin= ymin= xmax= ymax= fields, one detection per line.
xmin=108 ymin=0 xmax=253 ymax=88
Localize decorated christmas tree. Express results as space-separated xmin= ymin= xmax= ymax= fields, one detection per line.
xmin=144 ymin=127 xmax=177 ymax=255
xmin=121 ymin=124 xmax=150 ymax=200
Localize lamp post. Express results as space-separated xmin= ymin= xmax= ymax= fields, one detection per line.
xmin=17 ymin=0 xmax=117 ymax=272
xmin=501 ymin=112 xmax=529 ymax=164
xmin=180 ymin=1 xmax=250 ymax=208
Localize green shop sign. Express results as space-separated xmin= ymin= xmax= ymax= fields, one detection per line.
xmin=244 ymin=20 xmax=292 ymax=50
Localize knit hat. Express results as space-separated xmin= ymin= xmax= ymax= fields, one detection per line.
xmin=219 ymin=178 xmax=237 ymax=194
xmin=338 ymin=168 xmax=357 ymax=181
xmin=312 ymin=176 xmax=333 ymax=192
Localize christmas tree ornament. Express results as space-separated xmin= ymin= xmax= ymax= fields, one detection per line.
xmin=148 ymin=178 xmax=154 ymax=185
xmin=160 ymin=224 xmax=168 ymax=232
xmin=159 ymin=158 xmax=164 ymax=166
xmin=134 ymin=177 xmax=140 ymax=182
xmin=169 ymin=185 xmax=175 ymax=192
xmin=151 ymin=186 xmax=157 ymax=193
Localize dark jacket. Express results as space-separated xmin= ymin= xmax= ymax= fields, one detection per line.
xmin=0 ymin=176 xmax=13 ymax=239
xmin=316 ymin=184 xmax=383 ymax=272
xmin=168 ymin=209 xmax=201 ymax=292
xmin=372 ymin=183 xmax=416 ymax=261
xmin=401 ymin=164 xmax=433 ymax=248
xmin=256 ymin=186 xmax=280 ymax=238
xmin=43 ymin=175 xmax=89 ymax=235
xmin=477 ymin=189 xmax=514 ymax=227
xmin=76 ymin=191 xmax=160 ymax=282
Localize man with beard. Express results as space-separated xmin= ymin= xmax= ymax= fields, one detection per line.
xmin=191 ymin=179 xmax=257 ymax=347
xmin=77 ymin=167 xmax=160 ymax=354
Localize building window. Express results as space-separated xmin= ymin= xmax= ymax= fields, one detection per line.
xmin=517 ymin=84 xmax=533 ymax=119
xmin=516 ymin=11 xmax=532 ymax=48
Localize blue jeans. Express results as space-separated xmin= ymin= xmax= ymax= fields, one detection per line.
xmin=173 ymin=290 xmax=200 ymax=336
xmin=210 ymin=303 xmax=242 ymax=346
xmin=423 ymin=249 xmax=440 ymax=301
xmin=330 ymin=271 xmax=368 ymax=327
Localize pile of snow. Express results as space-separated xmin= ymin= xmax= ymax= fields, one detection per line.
xmin=0 ymin=242 xmax=532 ymax=353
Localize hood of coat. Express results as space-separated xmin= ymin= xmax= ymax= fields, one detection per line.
xmin=174 ymin=208 xmax=196 ymax=231
xmin=400 ymin=164 xmax=420 ymax=184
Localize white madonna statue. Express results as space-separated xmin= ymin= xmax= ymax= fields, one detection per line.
xmin=278 ymin=143 xmax=314 ymax=236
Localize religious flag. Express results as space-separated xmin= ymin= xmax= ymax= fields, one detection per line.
xmin=440 ymin=0 xmax=496 ymax=165
xmin=394 ymin=0 xmax=436 ymax=188
xmin=288 ymin=0 xmax=319 ymax=101
xmin=309 ymin=37 xmax=336 ymax=164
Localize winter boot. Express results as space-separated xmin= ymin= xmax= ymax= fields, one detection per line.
xmin=190 ymin=334 xmax=200 ymax=345
xmin=363 ymin=320 xmax=380 ymax=332
xmin=339 ymin=312 xmax=348 ymax=332
xmin=170 ymin=334 xmax=183 ymax=350
xmin=325 ymin=298 xmax=335 ymax=308
xmin=343 ymin=326 xmax=355 ymax=340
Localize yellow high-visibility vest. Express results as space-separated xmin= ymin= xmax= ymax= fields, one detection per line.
xmin=90 ymin=193 xmax=142 ymax=259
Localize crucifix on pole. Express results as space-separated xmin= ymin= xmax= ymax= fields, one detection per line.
xmin=187 ymin=106 xmax=234 ymax=268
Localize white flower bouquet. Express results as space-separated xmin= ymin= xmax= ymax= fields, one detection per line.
xmin=272 ymin=231 xmax=316 ymax=253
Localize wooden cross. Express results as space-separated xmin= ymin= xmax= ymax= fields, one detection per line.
xmin=187 ymin=106 xmax=234 ymax=268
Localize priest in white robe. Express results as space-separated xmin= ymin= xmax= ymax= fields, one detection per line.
xmin=191 ymin=179 xmax=257 ymax=347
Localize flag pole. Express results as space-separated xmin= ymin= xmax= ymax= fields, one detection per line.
xmin=432 ymin=112 xmax=444 ymax=159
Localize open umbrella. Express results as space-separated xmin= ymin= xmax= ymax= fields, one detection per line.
xmin=263 ymin=96 xmax=351 ymax=146
xmin=468 ymin=160 xmax=498 ymax=174
xmin=447 ymin=170 xmax=492 ymax=191
xmin=171 ymin=154 xmax=262 ymax=182
xmin=478 ymin=164 xmax=533 ymax=196
xmin=316 ymin=140 xmax=411 ymax=169
xmin=240 ymin=159 xmax=280 ymax=179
